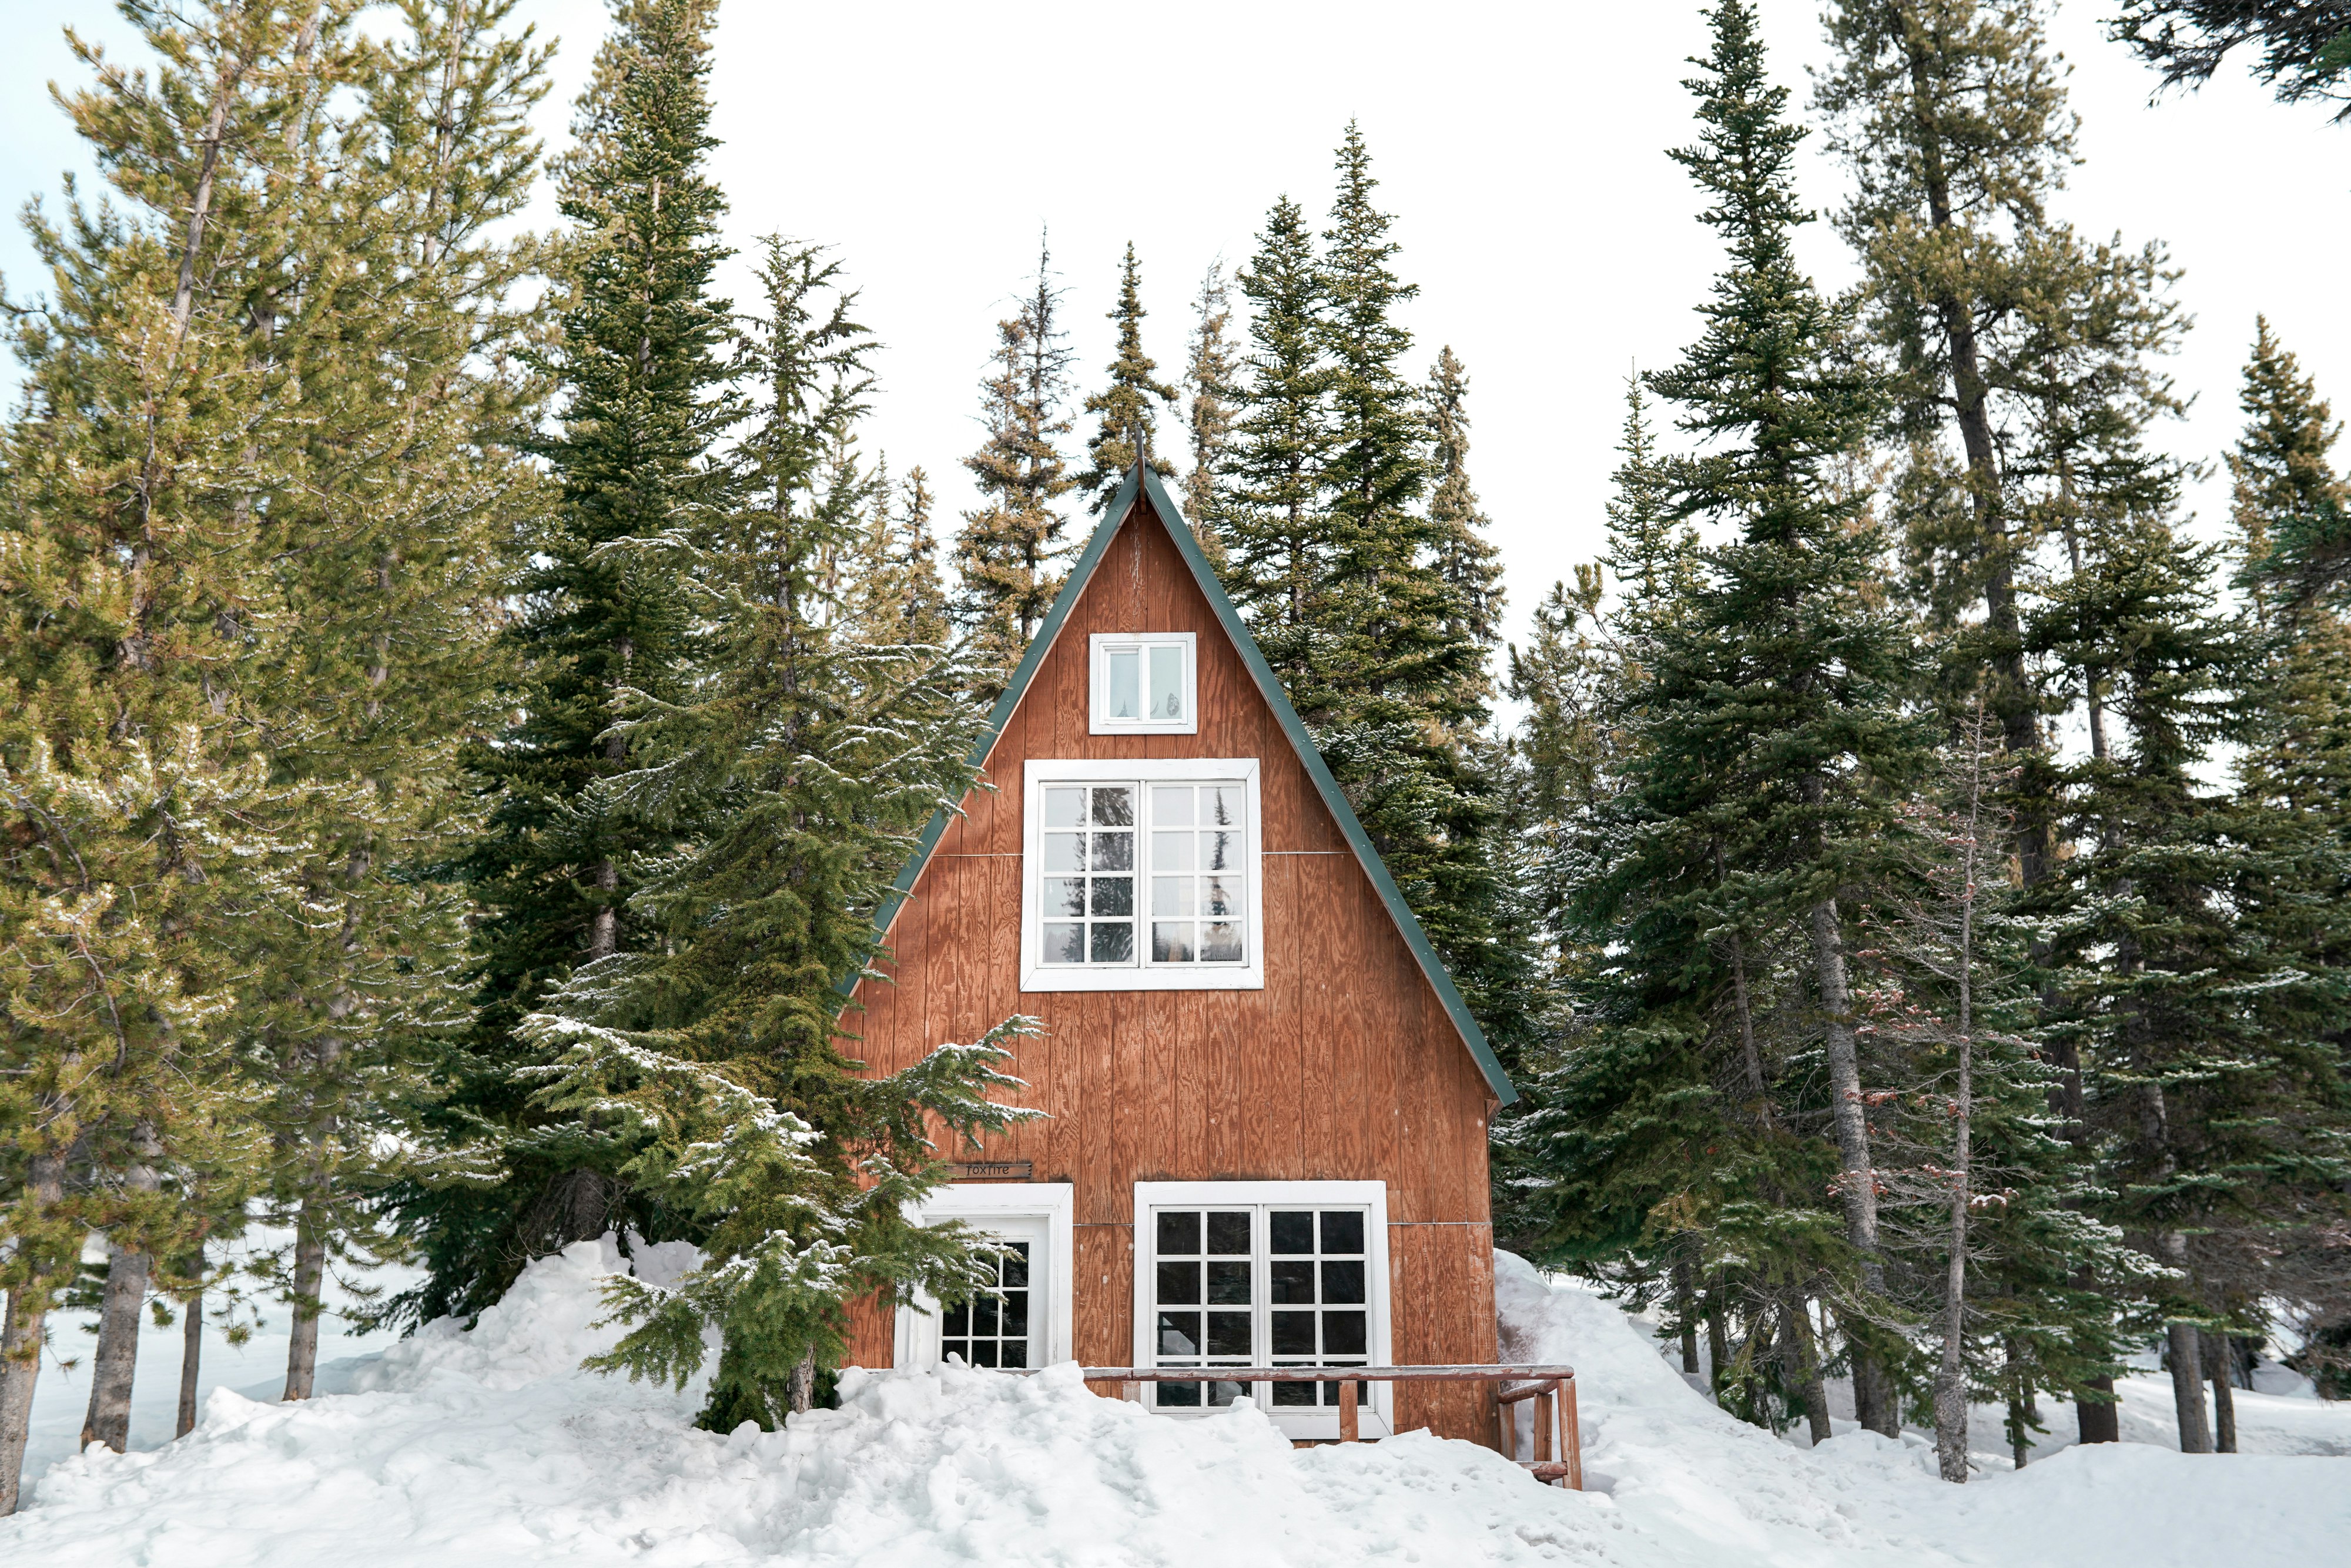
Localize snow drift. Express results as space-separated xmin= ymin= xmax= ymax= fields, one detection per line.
xmin=3 ymin=1239 xmax=2344 ymax=1566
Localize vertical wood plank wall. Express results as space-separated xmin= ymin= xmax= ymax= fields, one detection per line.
xmin=843 ymin=501 xmax=1502 ymax=1444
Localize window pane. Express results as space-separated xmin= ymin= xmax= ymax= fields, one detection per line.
xmin=1090 ymin=877 xmax=1133 ymax=917
xmin=1157 ymin=1312 xmax=1202 ymax=1355
xmin=1206 ymin=1311 xmax=1253 ymax=1356
xmin=1091 ymin=832 xmax=1134 ymax=871
xmin=944 ymin=1339 xmax=967 ymax=1362
xmin=1150 ymin=645 xmax=1184 ymax=719
xmin=1090 ymin=923 xmax=1134 ymax=963
xmin=1107 ymin=649 xmax=1140 ymax=719
xmin=1319 ymin=1211 xmax=1365 ymax=1255
xmin=1269 ymin=1211 xmax=1314 ymax=1255
xmin=1271 ymin=1312 xmax=1317 ymax=1357
xmin=1091 ymin=786 xmax=1134 ymax=826
xmin=973 ymin=1295 xmax=999 ymax=1335
xmin=1043 ymin=788 xmax=1086 ymax=828
xmin=1203 ymin=876 xmax=1241 ymax=917
xmin=1151 ymin=923 xmax=1194 ymax=963
xmin=1044 ymin=877 xmax=1086 ymax=917
xmin=1041 ymin=923 xmax=1084 ymax=964
xmin=1151 ymin=877 xmax=1191 ymax=916
xmin=1043 ymin=833 xmax=1085 ymax=873
xmin=1210 ymin=785 xmax=1244 ymax=825
xmin=1160 ymin=1380 xmax=1203 ymax=1408
xmin=1002 ymin=1294 xmax=1029 ymax=1336
xmin=1152 ymin=832 xmax=1193 ymax=871
xmin=943 ymin=1303 xmax=969 ymax=1335
xmin=1205 ymin=831 xmax=1238 ymax=871
xmin=1321 ymin=1260 xmax=1365 ymax=1305
xmin=1001 ymin=1248 xmax=1029 ymax=1288
xmin=1207 ymin=1379 xmax=1248 ymax=1408
xmin=1205 ymin=1211 xmax=1251 ymax=1255
xmin=1153 ymin=784 xmax=1194 ymax=826
xmin=1272 ymin=1380 xmax=1319 ymax=1408
xmin=1201 ymin=922 xmax=1245 ymax=963
xmin=1269 ymin=1260 xmax=1315 ymax=1305
xmin=1002 ymin=1342 xmax=1029 ymax=1369
xmin=1156 ymin=1261 xmax=1201 ymax=1305
xmin=1322 ymin=1312 xmax=1368 ymax=1356
xmin=1206 ymin=1260 xmax=1252 ymax=1305
xmin=1157 ymin=1211 xmax=1200 ymax=1256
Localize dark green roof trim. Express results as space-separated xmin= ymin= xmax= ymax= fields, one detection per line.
xmin=850 ymin=465 xmax=1516 ymax=1107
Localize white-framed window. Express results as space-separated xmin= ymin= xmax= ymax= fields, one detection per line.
xmin=1089 ymin=632 xmax=1197 ymax=735
xmin=1131 ymin=1180 xmax=1392 ymax=1440
xmin=895 ymin=1182 xmax=1074 ymax=1371
xmin=1019 ymin=758 xmax=1264 ymax=993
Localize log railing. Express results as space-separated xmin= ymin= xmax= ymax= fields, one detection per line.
xmin=1012 ymin=1364 xmax=1583 ymax=1489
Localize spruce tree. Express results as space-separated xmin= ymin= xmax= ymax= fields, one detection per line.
xmin=952 ymin=239 xmax=1075 ymax=699
xmin=398 ymin=0 xmax=737 ymax=1326
xmin=1181 ymin=260 xmax=1240 ymax=562
xmin=1074 ymin=242 xmax=1177 ymax=514
xmin=522 ymin=240 xmax=1030 ymax=1429
xmin=1426 ymin=347 xmax=1505 ymax=716
xmin=2115 ymin=1 xmax=2351 ymax=118
xmin=1543 ymin=0 xmax=1932 ymax=1436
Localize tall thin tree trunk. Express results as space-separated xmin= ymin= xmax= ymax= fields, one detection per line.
xmin=1706 ymin=1287 xmax=1730 ymax=1407
xmin=1 ymin=1149 xmax=69 ymax=1516
xmin=2077 ymin=1373 xmax=2120 ymax=1444
xmin=80 ymin=1239 xmax=153 ymax=1453
xmin=1673 ymin=1257 xmax=1700 ymax=1375
xmin=1784 ymin=1298 xmax=1833 ymax=1446
xmin=2204 ymin=1329 xmax=2238 ymax=1454
xmin=1935 ymin=721 xmax=1984 ymax=1483
xmin=282 ymin=1196 xmax=329 ymax=1401
xmin=1809 ymin=884 xmax=1894 ymax=1436
xmin=2166 ymin=1314 xmax=2212 ymax=1453
xmin=786 ymin=1349 xmax=817 ymax=1416
xmin=177 ymin=1251 xmax=203 ymax=1440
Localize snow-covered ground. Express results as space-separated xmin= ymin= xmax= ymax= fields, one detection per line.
xmin=5 ymin=1240 xmax=2345 ymax=1565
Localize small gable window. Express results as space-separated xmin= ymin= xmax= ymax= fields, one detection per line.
xmin=1021 ymin=758 xmax=1263 ymax=991
xmin=1090 ymin=633 xmax=1196 ymax=734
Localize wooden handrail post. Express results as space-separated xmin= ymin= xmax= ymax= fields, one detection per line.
xmin=1499 ymin=1388 xmax=1515 ymax=1459
xmin=1534 ymin=1388 xmax=1553 ymax=1464
xmin=1338 ymin=1376 xmax=1359 ymax=1442
xmin=1562 ymin=1375 xmax=1583 ymax=1492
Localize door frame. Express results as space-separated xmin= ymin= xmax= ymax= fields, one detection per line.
xmin=894 ymin=1181 xmax=1076 ymax=1370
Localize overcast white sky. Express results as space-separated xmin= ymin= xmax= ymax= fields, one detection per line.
xmin=2 ymin=1 xmax=2342 ymax=654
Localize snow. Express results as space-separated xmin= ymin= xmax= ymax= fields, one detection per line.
xmin=6 ymin=1239 xmax=2346 ymax=1566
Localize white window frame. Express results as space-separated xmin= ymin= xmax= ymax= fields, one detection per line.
xmin=1020 ymin=758 xmax=1265 ymax=993
xmin=894 ymin=1182 xmax=1075 ymax=1371
xmin=1089 ymin=632 xmax=1198 ymax=735
xmin=1131 ymin=1180 xmax=1393 ymax=1440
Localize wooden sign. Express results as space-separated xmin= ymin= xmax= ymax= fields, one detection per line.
xmin=945 ymin=1159 xmax=1034 ymax=1181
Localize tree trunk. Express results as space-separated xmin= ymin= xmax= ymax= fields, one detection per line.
xmin=1673 ymin=1257 xmax=1700 ymax=1375
xmin=1706 ymin=1289 xmax=1730 ymax=1408
xmin=786 ymin=1349 xmax=817 ymax=1416
xmin=80 ymin=1238 xmax=155 ymax=1452
xmin=2166 ymin=1316 xmax=2212 ymax=1453
xmin=2204 ymin=1329 xmax=2238 ymax=1454
xmin=282 ymin=1197 xmax=329 ymax=1401
xmin=1808 ymin=890 xmax=1894 ymax=1437
xmin=1 ymin=1147 xmax=69 ymax=1516
xmin=2076 ymin=1373 xmax=2120 ymax=1444
xmin=178 ymin=1271 xmax=203 ymax=1440
xmin=1784 ymin=1298 xmax=1833 ymax=1447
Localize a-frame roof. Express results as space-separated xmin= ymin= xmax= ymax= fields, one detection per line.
xmin=863 ymin=465 xmax=1516 ymax=1107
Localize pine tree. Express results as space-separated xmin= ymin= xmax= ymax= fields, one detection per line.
xmin=952 ymin=238 xmax=1075 ymax=700
xmin=0 ymin=0 xmax=330 ymax=1499
xmin=521 ymin=239 xmax=1032 ymax=1429
xmin=1181 ymin=260 xmax=1240 ymax=562
xmin=1540 ymin=0 xmax=1933 ymax=1437
xmin=2115 ymin=2 xmax=2351 ymax=118
xmin=396 ymin=0 xmax=738 ymax=1328
xmin=1074 ymin=242 xmax=1176 ymax=514
xmin=848 ymin=463 xmax=952 ymax=652
xmin=1426 ymin=347 xmax=1505 ymax=716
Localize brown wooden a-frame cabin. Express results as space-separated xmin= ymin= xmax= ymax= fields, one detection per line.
xmin=842 ymin=465 xmax=1516 ymax=1444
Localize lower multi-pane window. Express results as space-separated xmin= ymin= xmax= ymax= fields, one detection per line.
xmin=941 ymin=1241 xmax=1032 ymax=1369
xmin=1146 ymin=1201 xmax=1374 ymax=1414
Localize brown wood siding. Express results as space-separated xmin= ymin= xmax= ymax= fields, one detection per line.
xmin=844 ymin=500 xmax=1500 ymax=1444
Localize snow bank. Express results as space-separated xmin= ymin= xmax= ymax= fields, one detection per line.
xmin=5 ymin=1240 xmax=2345 ymax=1566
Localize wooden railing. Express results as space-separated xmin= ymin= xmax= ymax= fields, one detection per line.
xmin=1019 ymin=1364 xmax=1583 ymax=1489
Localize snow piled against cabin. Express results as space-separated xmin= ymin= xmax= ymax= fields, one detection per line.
xmin=6 ymin=1241 xmax=2347 ymax=1567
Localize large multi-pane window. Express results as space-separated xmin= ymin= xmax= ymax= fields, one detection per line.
xmin=940 ymin=1241 xmax=1032 ymax=1368
xmin=1134 ymin=1183 xmax=1389 ymax=1434
xmin=1024 ymin=762 xmax=1261 ymax=991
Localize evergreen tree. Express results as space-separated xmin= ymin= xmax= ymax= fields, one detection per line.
xmin=2115 ymin=1 xmax=2351 ymax=118
xmin=1181 ymin=260 xmax=1240 ymax=562
xmin=1522 ymin=1 xmax=1933 ymax=1438
xmin=395 ymin=0 xmax=738 ymax=1327
xmin=1074 ymin=242 xmax=1176 ymax=514
xmin=521 ymin=240 xmax=1031 ymax=1429
xmin=952 ymin=238 xmax=1075 ymax=700
xmin=848 ymin=463 xmax=952 ymax=652
xmin=1426 ymin=346 xmax=1505 ymax=716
